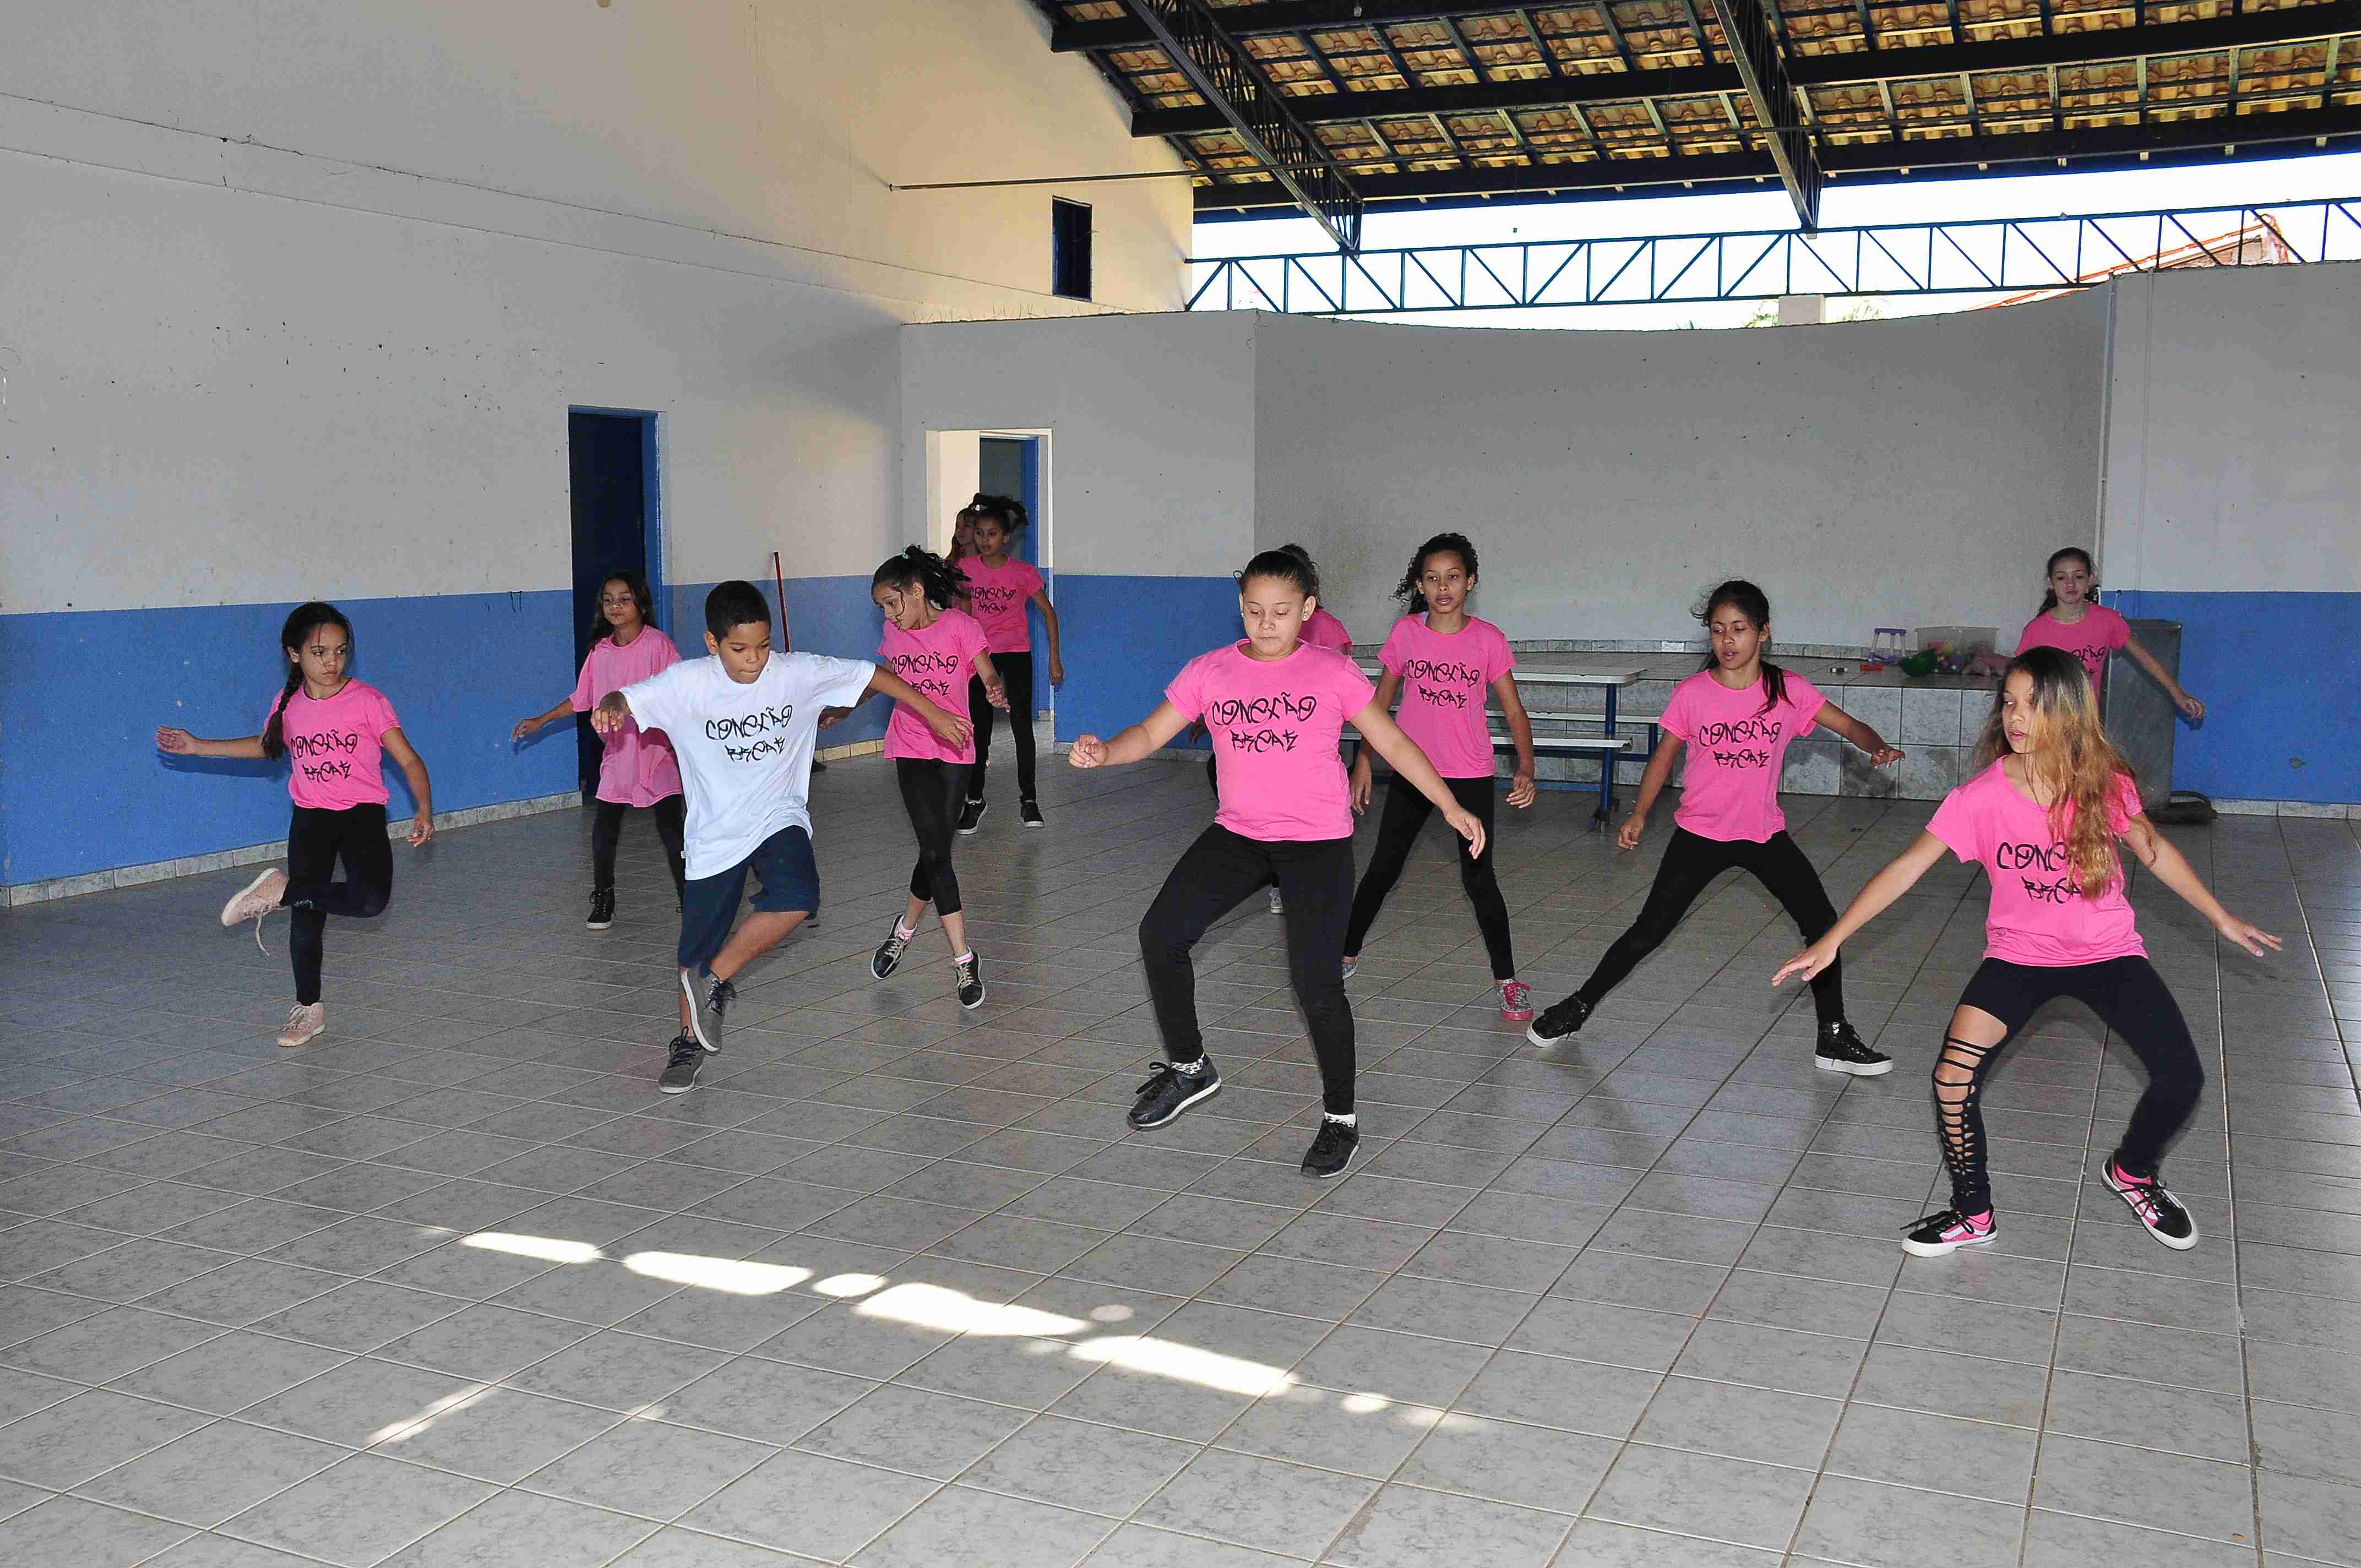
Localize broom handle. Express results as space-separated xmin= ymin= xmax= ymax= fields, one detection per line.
xmin=771 ymin=551 xmax=791 ymax=651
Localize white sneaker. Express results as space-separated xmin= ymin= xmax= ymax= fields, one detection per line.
xmin=1268 ymin=888 xmax=1285 ymax=914
xmin=278 ymin=1002 xmax=326 ymax=1049
xmin=221 ymin=868 xmax=289 ymax=951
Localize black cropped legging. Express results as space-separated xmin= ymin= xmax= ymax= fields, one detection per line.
xmin=967 ymin=652 xmax=1036 ymax=804
xmin=1344 ymin=775 xmax=1514 ymax=980
xmin=1939 ymin=955 xmax=2203 ymax=1214
xmin=591 ymin=796 xmax=686 ymax=898
xmin=282 ymin=804 xmax=393 ymax=1006
xmin=899 ymin=759 xmax=968 ymax=916
xmin=1575 ymin=826 xmax=1845 ymax=1024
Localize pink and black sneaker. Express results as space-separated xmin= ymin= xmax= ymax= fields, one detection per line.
xmin=1499 ymin=980 xmax=1534 ymax=1023
xmin=1902 ymin=1207 xmax=1996 ymax=1257
xmin=2104 ymin=1161 xmax=2199 ymax=1250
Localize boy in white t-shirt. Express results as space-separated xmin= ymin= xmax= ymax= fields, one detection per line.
xmin=596 ymin=581 xmax=971 ymax=1092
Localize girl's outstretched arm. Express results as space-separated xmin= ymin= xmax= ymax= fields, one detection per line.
xmin=1352 ymin=705 xmax=1487 ymax=861
xmin=2121 ymin=816 xmax=2276 ymax=955
xmin=381 ymin=728 xmax=436 ymax=845
xmin=1813 ymin=702 xmax=1906 ymax=767
xmin=2121 ymin=635 xmax=2205 ymax=721
xmin=156 ymin=727 xmax=265 ymax=760
xmin=1030 ymin=591 xmax=1063 ymax=688
xmin=512 ymin=698 xmax=576 ymax=743
xmin=1616 ymin=734 xmax=1685 ymax=851
xmin=1068 ymin=701 xmax=1191 ymax=769
xmin=1772 ymin=830 xmax=1950 ymax=987
xmin=1347 ymin=668 xmax=1405 ymax=813
xmin=1493 ymin=674 xmax=1537 ymax=807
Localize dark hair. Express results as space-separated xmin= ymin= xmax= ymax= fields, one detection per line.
xmin=873 ymin=546 xmax=969 ymax=609
xmin=2038 ymin=547 xmax=2097 ymax=613
xmin=262 ymin=602 xmax=354 ymax=762
xmin=1696 ymin=579 xmax=1787 ymax=715
xmin=1239 ymin=547 xmax=1318 ymax=600
xmin=1392 ymin=532 xmax=1480 ymax=613
xmin=704 ymin=580 xmax=772 ymax=640
xmin=971 ymin=492 xmax=1030 ymax=535
xmin=589 ymin=570 xmax=657 ymax=643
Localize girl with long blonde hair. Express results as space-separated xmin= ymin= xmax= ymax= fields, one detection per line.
xmin=1773 ymin=647 xmax=2277 ymax=1257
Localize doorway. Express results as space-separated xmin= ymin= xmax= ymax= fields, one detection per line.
xmin=568 ymin=409 xmax=663 ymax=799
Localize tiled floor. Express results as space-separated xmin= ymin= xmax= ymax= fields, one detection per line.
xmin=4 ymin=749 xmax=2358 ymax=1567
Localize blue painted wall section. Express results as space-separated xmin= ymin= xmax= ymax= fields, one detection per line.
xmin=1049 ymin=575 xmax=1246 ymax=746
xmin=1 ymin=591 xmax=579 ymax=888
xmin=2114 ymin=590 xmax=2360 ymax=804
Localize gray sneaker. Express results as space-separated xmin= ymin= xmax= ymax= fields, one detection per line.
xmin=658 ymin=1032 xmax=704 ymax=1093
xmin=680 ymin=969 xmax=733 ymax=1054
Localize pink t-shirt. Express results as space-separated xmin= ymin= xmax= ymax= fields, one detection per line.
xmin=571 ymin=629 xmax=684 ymax=807
xmin=1380 ymin=614 xmax=1515 ymax=780
xmin=1662 ymin=668 xmax=1826 ymax=843
xmin=1303 ymin=607 xmax=1354 ymax=655
xmin=1928 ymin=761 xmax=2147 ymax=966
xmin=879 ymin=608 xmax=991 ymax=764
xmin=2017 ymin=605 xmax=2130 ymax=683
xmin=962 ymin=556 xmax=1046 ymax=654
xmin=271 ymin=679 xmax=399 ymax=812
xmin=1166 ymin=642 xmax=1376 ymax=842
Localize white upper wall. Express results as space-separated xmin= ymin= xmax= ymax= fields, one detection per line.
xmin=0 ymin=1 xmax=1189 ymax=613
xmin=899 ymin=313 xmax=1260 ymax=577
xmin=1252 ymin=298 xmax=2111 ymax=649
xmin=2101 ymin=260 xmax=2361 ymax=595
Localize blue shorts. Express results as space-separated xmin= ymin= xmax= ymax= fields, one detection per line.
xmin=677 ymin=825 xmax=818 ymax=972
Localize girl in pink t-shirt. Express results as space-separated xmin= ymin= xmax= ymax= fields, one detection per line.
xmin=957 ymin=494 xmax=1062 ymax=832
xmin=156 ymin=602 xmax=435 ymax=1050
xmin=512 ymin=570 xmax=686 ymax=932
xmin=1526 ymin=581 xmax=1904 ymax=1078
xmin=1069 ymin=548 xmax=1481 ymax=1179
xmin=2015 ymin=547 xmax=2205 ymax=720
xmin=857 ymin=547 xmax=1007 ymax=1010
xmin=1775 ymin=647 xmax=2277 ymax=1259
xmin=1343 ymin=532 xmax=1539 ymax=1021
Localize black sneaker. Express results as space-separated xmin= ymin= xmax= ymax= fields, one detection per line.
xmin=2104 ymin=1160 xmax=2199 ymax=1249
xmin=657 ymin=1033 xmax=703 ymax=1094
xmin=1901 ymin=1206 xmax=1996 ymax=1257
xmin=1814 ymin=1019 xmax=1892 ymax=1077
xmin=586 ymin=890 xmax=616 ymax=932
xmin=680 ymin=970 xmax=733 ymax=1054
xmin=1128 ymin=1059 xmax=1220 ymax=1129
xmin=1526 ymin=993 xmax=1592 ymax=1047
xmin=872 ymin=923 xmax=912 ymax=980
xmin=956 ymin=798 xmax=987 ymax=835
xmin=954 ymin=951 xmax=986 ymax=1010
xmin=1301 ymin=1118 xmax=1360 ymax=1179
xmin=1020 ymin=799 xmax=1045 ymax=829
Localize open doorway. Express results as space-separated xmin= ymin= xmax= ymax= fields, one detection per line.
xmin=926 ymin=427 xmax=1051 ymax=726
xmin=568 ymin=408 xmax=663 ymax=799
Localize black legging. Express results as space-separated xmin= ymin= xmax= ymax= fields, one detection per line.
xmin=282 ymin=804 xmax=393 ymax=1006
xmin=591 ymin=796 xmax=686 ymax=897
xmin=1140 ymin=826 xmax=1357 ymax=1114
xmin=1940 ymin=955 xmax=2202 ymax=1214
xmin=898 ymin=759 xmax=968 ymax=916
xmin=1576 ymin=826 xmax=1845 ymax=1024
xmin=1343 ymin=774 xmax=1513 ymax=980
xmin=967 ymin=652 xmax=1036 ymax=804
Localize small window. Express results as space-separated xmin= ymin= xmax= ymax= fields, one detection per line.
xmin=1052 ymin=199 xmax=1092 ymax=301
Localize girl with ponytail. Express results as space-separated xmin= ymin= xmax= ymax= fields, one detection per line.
xmin=511 ymin=569 xmax=687 ymax=932
xmin=1776 ymin=647 xmax=2276 ymax=1257
xmin=2016 ymin=547 xmax=2206 ymax=720
xmin=1526 ymin=580 xmax=1903 ymax=1079
xmin=156 ymin=602 xmax=433 ymax=1049
xmin=857 ymin=546 xmax=1008 ymax=1009
xmin=956 ymin=494 xmax=1061 ymax=831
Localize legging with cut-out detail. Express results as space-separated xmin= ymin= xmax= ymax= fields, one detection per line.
xmin=1939 ymin=955 xmax=2204 ymax=1215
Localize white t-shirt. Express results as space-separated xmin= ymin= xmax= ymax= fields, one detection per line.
xmin=620 ymin=651 xmax=875 ymax=879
